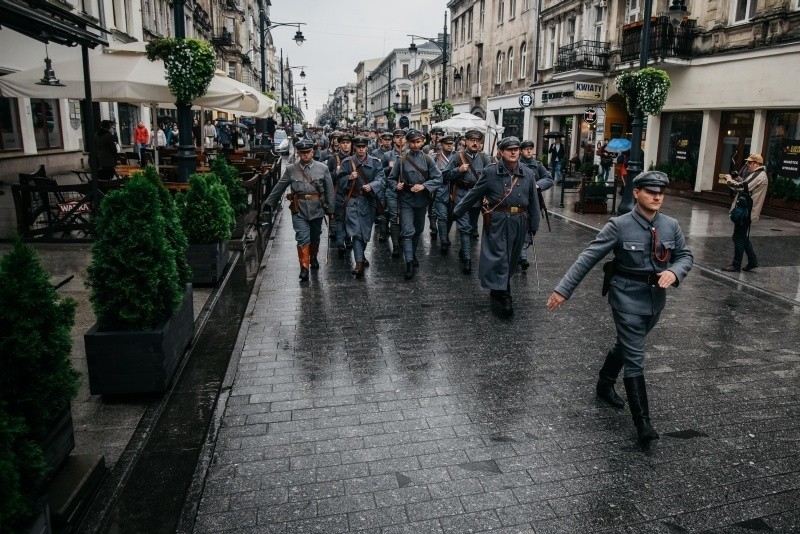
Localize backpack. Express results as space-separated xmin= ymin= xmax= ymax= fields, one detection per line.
xmin=730 ymin=189 xmax=752 ymax=224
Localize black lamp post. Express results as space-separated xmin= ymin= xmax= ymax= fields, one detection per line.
xmin=408 ymin=12 xmax=457 ymax=103
xmin=367 ymin=67 xmax=392 ymax=127
xmin=617 ymin=0 xmax=690 ymax=214
xmin=172 ymin=0 xmax=195 ymax=182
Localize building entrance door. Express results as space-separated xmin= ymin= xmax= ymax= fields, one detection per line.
xmin=715 ymin=111 xmax=753 ymax=192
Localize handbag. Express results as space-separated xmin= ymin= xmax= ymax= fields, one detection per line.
xmin=730 ymin=191 xmax=752 ymax=224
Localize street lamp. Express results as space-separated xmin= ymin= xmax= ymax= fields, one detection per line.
xmin=407 ymin=12 xmax=455 ymax=103
xmin=617 ymin=0 xmax=690 ymax=214
xmin=367 ymin=68 xmax=392 ymax=127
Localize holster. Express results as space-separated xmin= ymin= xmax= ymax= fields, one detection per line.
xmin=481 ymin=209 xmax=491 ymax=234
xmin=602 ymin=260 xmax=615 ymax=296
xmin=286 ymin=193 xmax=300 ymax=215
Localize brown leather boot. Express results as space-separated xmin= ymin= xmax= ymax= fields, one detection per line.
xmin=309 ymin=242 xmax=320 ymax=269
xmin=298 ymin=245 xmax=310 ymax=281
xmin=352 ymin=261 xmax=364 ymax=277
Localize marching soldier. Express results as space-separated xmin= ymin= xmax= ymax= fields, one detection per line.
xmin=381 ymin=129 xmax=408 ymax=258
xmin=453 ymin=136 xmax=540 ymax=315
xmin=370 ymin=131 xmax=394 ymax=243
xmin=265 ymin=139 xmax=335 ymax=281
xmin=328 ymin=133 xmax=354 ymax=257
xmin=386 ymin=129 xmax=442 ymax=280
xmin=371 ymin=131 xmax=393 ymax=160
xmin=546 ymin=171 xmax=693 ymax=444
xmin=518 ymin=139 xmax=553 ymax=269
xmin=336 ymin=136 xmax=385 ymax=277
xmin=425 ymin=127 xmax=445 ymax=240
xmin=442 ymin=129 xmax=493 ymax=274
xmin=432 ymin=134 xmax=457 ymax=254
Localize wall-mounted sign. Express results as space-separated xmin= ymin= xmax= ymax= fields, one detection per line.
xmin=584 ymin=108 xmax=597 ymax=124
xmin=518 ymin=92 xmax=533 ymax=108
xmin=541 ymin=90 xmax=574 ymax=104
xmin=574 ymin=82 xmax=604 ymax=101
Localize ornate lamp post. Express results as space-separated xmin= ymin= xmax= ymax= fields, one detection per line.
xmin=407 ymin=12 xmax=460 ymax=103
xmin=367 ymin=67 xmax=392 ymax=127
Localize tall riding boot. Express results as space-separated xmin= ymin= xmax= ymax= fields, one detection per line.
xmin=390 ymin=224 xmax=401 ymax=258
xmin=623 ymin=376 xmax=659 ymax=443
xmin=297 ymin=245 xmax=310 ymax=281
xmin=309 ymin=242 xmax=320 ymax=270
xmin=596 ymin=349 xmax=625 ymax=407
xmin=437 ymin=218 xmax=450 ymax=254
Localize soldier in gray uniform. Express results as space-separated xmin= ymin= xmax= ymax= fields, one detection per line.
xmin=453 ymin=136 xmax=540 ymax=315
xmin=443 ymin=129 xmax=493 ymax=275
xmin=546 ymin=171 xmax=693 ymax=444
xmin=336 ymin=136 xmax=385 ymax=277
xmin=432 ymin=135 xmax=457 ymax=254
xmin=386 ymin=129 xmax=442 ymax=279
xmin=328 ymin=133 xmax=354 ymax=257
xmin=381 ymin=129 xmax=408 ymax=258
xmin=518 ymin=139 xmax=553 ymax=269
xmin=265 ymin=139 xmax=335 ymax=281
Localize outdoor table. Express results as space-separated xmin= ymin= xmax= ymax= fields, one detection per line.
xmin=115 ymin=165 xmax=141 ymax=178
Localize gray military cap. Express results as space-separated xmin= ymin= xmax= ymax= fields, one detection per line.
xmin=498 ymin=136 xmax=521 ymax=150
xmin=633 ymin=171 xmax=670 ymax=193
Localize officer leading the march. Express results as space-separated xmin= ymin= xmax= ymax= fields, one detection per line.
xmin=453 ymin=136 xmax=540 ymax=315
xmin=265 ymin=139 xmax=335 ymax=281
xmin=546 ymin=171 xmax=693 ymax=444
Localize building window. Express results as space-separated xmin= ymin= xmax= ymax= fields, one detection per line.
xmin=477 ymin=58 xmax=483 ymax=85
xmin=567 ymin=19 xmax=576 ymax=45
xmin=495 ymin=52 xmax=503 ymax=84
xmin=547 ymin=27 xmax=556 ymax=68
xmin=459 ymin=67 xmax=464 ymax=92
xmin=497 ymin=0 xmax=504 ymax=24
xmin=228 ymin=62 xmax=237 ymax=79
xmin=31 ymin=99 xmax=62 ymax=150
xmin=509 ymin=0 xmax=516 ymax=19
xmin=403 ymin=63 xmax=409 ymax=77
xmin=507 ymin=48 xmax=514 ymax=82
xmin=460 ymin=16 xmax=466 ymax=44
xmin=467 ymin=9 xmax=473 ymax=41
xmin=0 ymin=97 xmax=22 ymax=151
xmin=466 ymin=64 xmax=472 ymax=88
xmin=523 ymin=0 xmax=533 ymax=10
xmin=519 ymin=42 xmax=527 ymax=78
xmin=657 ymin=112 xmax=703 ymax=187
xmin=595 ymin=6 xmax=605 ymax=41
xmin=480 ymin=0 xmax=485 ymax=29
xmin=627 ymin=0 xmax=641 ymax=23
xmin=733 ymin=0 xmax=756 ymax=22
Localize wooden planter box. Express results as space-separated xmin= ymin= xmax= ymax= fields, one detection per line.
xmin=574 ymin=201 xmax=608 ymax=214
xmin=40 ymin=408 xmax=75 ymax=478
xmin=187 ymin=241 xmax=229 ymax=285
xmin=84 ymin=284 xmax=194 ymax=395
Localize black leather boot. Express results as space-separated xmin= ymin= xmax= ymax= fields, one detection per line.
xmin=390 ymin=225 xmax=401 ymax=258
xmin=404 ymin=262 xmax=415 ymax=280
xmin=462 ymin=259 xmax=472 ymax=275
xmin=596 ymin=349 xmax=625 ymax=408
xmin=624 ymin=376 xmax=659 ymax=443
xmin=500 ymin=291 xmax=513 ymax=316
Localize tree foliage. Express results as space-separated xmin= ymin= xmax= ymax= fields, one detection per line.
xmin=177 ymin=173 xmax=234 ymax=245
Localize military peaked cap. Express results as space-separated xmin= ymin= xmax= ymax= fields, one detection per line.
xmin=464 ymin=129 xmax=484 ymax=140
xmin=498 ymin=136 xmax=521 ymax=150
xmin=295 ymin=139 xmax=315 ymax=152
xmin=633 ymin=171 xmax=669 ymax=192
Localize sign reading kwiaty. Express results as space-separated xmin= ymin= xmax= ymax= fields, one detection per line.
xmin=574 ymin=82 xmax=604 ymax=101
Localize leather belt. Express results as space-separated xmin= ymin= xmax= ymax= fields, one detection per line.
xmin=494 ymin=205 xmax=526 ymax=214
xmin=615 ymin=270 xmax=659 ymax=286
xmin=295 ymin=194 xmax=320 ymax=200
xmin=457 ymin=180 xmax=475 ymax=189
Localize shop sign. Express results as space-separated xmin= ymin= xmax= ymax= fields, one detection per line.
xmin=675 ymin=139 xmax=689 ymax=161
xmin=574 ymin=82 xmax=604 ymax=101
xmin=584 ymin=108 xmax=597 ymax=124
xmin=781 ymin=142 xmax=800 ymax=178
xmin=518 ymin=92 xmax=533 ymax=108
xmin=541 ymin=89 xmax=574 ymax=104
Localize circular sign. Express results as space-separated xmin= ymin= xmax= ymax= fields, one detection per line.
xmin=584 ymin=108 xmax=597 ymax=124
xmin=518 ymin=93 xmax=533 ymax=108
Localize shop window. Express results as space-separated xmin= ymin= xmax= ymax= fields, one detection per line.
xmin=765 ymin=111 xmax=800 ymax=185
xmin=502 ymin=108 xmax=524 ymax=139
xmin=0 ymin=97 xmax=23 ymax=151
xmin=31 ymin=99 xmax=62 ymax=150
xmin=715 ymin=111 xmax=753 ymax=191
xmin=657 ymin=112 xmax=703 ymax=186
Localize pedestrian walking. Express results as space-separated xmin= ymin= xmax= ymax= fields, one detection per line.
xmin=264 ymin=139 xmax=334 ymax=282
xmin=133 ymin=121 xmax=149 ymax=164
xmin=432 ymin=135 xmax=457 ymax=255
xmin=453 ymin=136 xmax=540 ymax=315
xmin=721 ymin=153 xmax=768 ymax=272
xmin=518 ymin=139 xmax=553 ymax=270
xmin=442 ymin=129 xmax=493 ymax=274
xmin=203 ymin=120 xmax=217 ymax=149
xmin=386 ymin=129 xmax=442 ymax=280
xmin=94 ymin=120 xmax=118 ymax=180
xmin=546 ymin=171 xmax=693 ymax=444
xmin=548 ymin=137 xmax=565 ymax=183
xmin=381 ymin=129 xmax=408 ymax=258
xmin=336 ymin=136 xmax=385 ymax=277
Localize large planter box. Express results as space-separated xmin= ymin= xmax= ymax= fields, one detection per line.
xmin=84 ymin=284 xmax=194 ymax=395
xmin=574 ymin=201 xmax=608 ymax=214
xmin=40 ymin=408 xmax=75 ymax=478
xmin=188 ymin=241 xmax=229 ymax=285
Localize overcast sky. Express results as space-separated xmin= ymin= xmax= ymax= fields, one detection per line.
xmin=269 ymin=0 xmax=449 ymax=122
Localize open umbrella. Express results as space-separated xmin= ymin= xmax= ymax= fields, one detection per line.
xmin=605 ymin=138 xmax=632 ymax=152
xmin=431 ymin=112 xmax=504 ymax=135
xmin=543 ymin=131 xmax=565 ymax=139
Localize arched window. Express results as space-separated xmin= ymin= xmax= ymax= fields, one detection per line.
xmin=520 ymin=42 xmax=527 ymax=78
xmin=507 ymin=48 xmax=514 ymax=82
xmin=466 ymin=64 xmax=472 ymax=88
xmin=459 ymin=67 xmax=464 ymax=92
xmin=495 ymin=51 xmax=503 ymax=84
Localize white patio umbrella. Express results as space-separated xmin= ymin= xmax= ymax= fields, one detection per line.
xmin=431 ymin=112 xmax=504 ymax=135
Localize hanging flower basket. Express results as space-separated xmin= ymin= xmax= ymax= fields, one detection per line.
xmin=433 ymin=101 xmax=454 ymax=120
xmin=384 ymin=109 xmax=396 ymax=122
xmin=146 ymin=38 xmax=216 ymax=105
xmin=615 ymin=67 xmax=671 ymax=116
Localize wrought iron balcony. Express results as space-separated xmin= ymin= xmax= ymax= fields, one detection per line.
xmin=420 ymin=98 xmax=429 ymax=110
xmin=211 ymin=29 xmax=234 ymax=47
xmin=393 ymin=102 xmax=412 ymax=114
xmin=555 ymin=40 xmax=610 ymax=73
xmin=620 ymin=16 xmax=696 ymax=63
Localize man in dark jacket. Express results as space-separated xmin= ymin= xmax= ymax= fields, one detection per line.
xmin=94 ymin=120 xmax=118 ymax=180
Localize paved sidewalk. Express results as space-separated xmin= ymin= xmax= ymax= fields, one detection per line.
xmin=191 ymin=193 xmax=800 ymax=533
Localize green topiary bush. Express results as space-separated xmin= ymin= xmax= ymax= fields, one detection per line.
xmin=87 ymin=175 xmax=183 ymax=331
xmin=0 ymin=238 xmax=79 ymax=528
xmin=177 ymin=173 xmax=234 ymax=245
xmin=211 ymin=156 xmax=248 ymax=216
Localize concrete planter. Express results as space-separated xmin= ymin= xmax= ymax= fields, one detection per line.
xmin=187 ymin=241 xmax=229 ymax=285
xmin=40 ymin=408 xmax=75 ymax=478
xmin=84 ymin=284 xmax=194 ymax=395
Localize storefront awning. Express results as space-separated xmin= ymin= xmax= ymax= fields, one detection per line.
xmin=0 ymin=0 xmax=108 ymax=48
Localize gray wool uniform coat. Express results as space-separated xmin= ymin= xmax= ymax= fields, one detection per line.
xmin=453 ymin=160 xmax=541 ymax=290
xmin=386 ymin=150 xmax=443 ymax=208
xmin=554 ymin=208 xmax=693 ymax=316
xmin=336 ymin=154 xmax=385 ymax=242
xmin=442 ymin=150 xmax=493 ymax=208
xmin=265 ymin=160 xmax=334 ymax=220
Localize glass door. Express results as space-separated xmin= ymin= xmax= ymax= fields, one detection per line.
xmin=715 ymin=111 xmax=753 ymax=192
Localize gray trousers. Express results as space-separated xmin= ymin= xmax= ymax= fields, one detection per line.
xmin=611 ymin=309 xmax=661 ymax=378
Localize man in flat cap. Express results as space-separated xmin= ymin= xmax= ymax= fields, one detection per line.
xmin=265 ymin=139 xmax=335 ymax=282
xmin=547 ymin=171 xmax=693 ymax=445
xmin=443 ymin=128 xmax=493 ymax=274
xmin=721 ymin=153 xmax=768 ymax=272
xmin=335 ymin=136 xmax=385 ymax=276
xmin=453 ymin=136 xmax=540 ymax=313
xmin=381 ymin=129 xmax=409 ymax=257
xmin=387 ymin=129 xmax=442 ymax=279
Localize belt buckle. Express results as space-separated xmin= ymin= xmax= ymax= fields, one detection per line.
xmin=510 ymin=206 xmax=520 ymax=214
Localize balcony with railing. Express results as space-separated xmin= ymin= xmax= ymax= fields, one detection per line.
xmin=620 ymin=17 xmax=696 ymax=63
xmin=393 ymin=102 xmax=412 ymax=114
xmin=420 ymin=98 xmax=429 ymax=110
xmin=554 ymin=40 xmax=610 ymax=81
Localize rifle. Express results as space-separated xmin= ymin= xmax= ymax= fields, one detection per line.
xmin=537 ymin=187 xmax=551 ymax=232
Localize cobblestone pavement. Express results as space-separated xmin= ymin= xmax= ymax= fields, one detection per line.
xmin=191 ymin=201 xmax=800 ymax=533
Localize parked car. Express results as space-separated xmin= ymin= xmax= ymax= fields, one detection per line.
xmin=274 ymin=129 xmax=290 ymax=155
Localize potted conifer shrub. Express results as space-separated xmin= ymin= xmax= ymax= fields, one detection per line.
xmin=0 ymin=238 xmax=79 ymax=530
xmin=211 ymin=156 xmax=249 ymax=238
xmin=177 ymin=172 xmax=234 ymax=285
xmin=84 ymin=174 xmax=194 ymax=395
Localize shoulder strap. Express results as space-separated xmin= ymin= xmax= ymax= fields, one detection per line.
xmin=404 ymin=154 xmax=429 ymax=180
xmin=483 ymin=177 xmax=520 ymax=214
xmin=295 ymin=162 xmax=320 ymax=191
